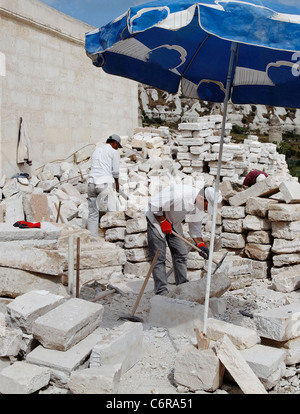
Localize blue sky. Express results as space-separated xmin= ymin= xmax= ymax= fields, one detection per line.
xmin=40 ymin=0 xmax=299 ymax=28
xmin=40 ymin=0 xmax=147 ymax=27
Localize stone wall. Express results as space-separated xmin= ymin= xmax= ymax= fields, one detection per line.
xmin=0 ymin=0 xmax=138 ymax=178
xmin=174 ymin=118 xmax=288 ymax=180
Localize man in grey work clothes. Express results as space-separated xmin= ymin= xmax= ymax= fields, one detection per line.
xmin=87 ymin=134 xmax=122 ymax=237
xmin=146 ymin=184 xmax=222 ymax=296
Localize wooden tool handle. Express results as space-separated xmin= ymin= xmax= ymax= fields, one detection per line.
xmin=131 ymin=248 xmax=161 ymax=317
xmin=172 ymin=231 xmax=202 ymax=254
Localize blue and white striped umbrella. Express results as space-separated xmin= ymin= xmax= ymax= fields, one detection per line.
xmin=86 ymin=0 xmax=300 ymax=108
xmin=85 ymin=0 xmax=300 ymax=337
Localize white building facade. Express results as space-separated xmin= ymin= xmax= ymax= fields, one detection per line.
xmin=0 ymin=0 xmax=138 ymax=177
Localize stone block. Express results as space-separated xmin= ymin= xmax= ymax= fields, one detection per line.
xmin=6 ymin=290 xmax=66 ymax=334
xmin=268 ymin=203 xmax=300 ymax=222
xmin=222 ymin=219 xmax=243 ymax=233
xmin=66 ymin=242 xmax=126 ymax=269
xmin=279 ymin=181 xmax=300 ymax=203
xmin=177 ymin=138 xmax=205 ymax=146
xmin=124 ymin=233 xmax=147 ymax=249
xmin=206 ymin=318 xmax=259 ymax=350
xmin=32 ymin=298 xmax=104 ymax=351
xmin=0 ymin=265 xmax=65 ymax=298
xmin=168 ymin=273 xmax=231 ymax=304
xmin=0 ymin=243 xmax=67 ymax=276
xmin=220 ymin=255 xmax=252 ymax=276
xmin=3 ymin=196 xmax=24 ymax=224
xmin=68 ymin=364 xmax=122 ymax=394
xmin=105 ymin=227 xmax=126 ymax=242
xmin=0 ymin=326 xmax=23 ymax=357
xmin=125 ymin=247 xmax=150 ymax=262
xmin=174 ymin=345 xmax=224 ymax=392
xmin=272 ymin=253 xmax=300 ymax=267
xmin=271 ymin=270 xmax=300 ymax=293
xmin=187 ymin=251 xmax=205 ymax=270
xmin=246 ymin=197 xmax=277 ymax=220
xmin=240 ymin=344 xmax=286 ymax=390
xmin=229 ymin=175 xmax=285 ymax=206
xmin=0 ymin=222 xmax=61 ymax=242
xmin=254 ymin=303 xmax=300 ymax=341
xmin=26 ymin=329 xmax=103 ymax=382
xmin=261 ymin=336 xmax=300 ymax=366
xmin=124 ymin=261 xmax=150 ymax=277
xmin=0 ymin=361 xmax=50 ymax=394
xmin=272 ymin=238 xmax=300 ymax=255
xmin=251 ymin=260 xmax=271 ymax=279
xmin=245 ymin=243 xmax=272 ymax=261
xmin=219 ymin=181 xmax=237 ymax=202
xmin=243 ymin=215 xmax=271 ymax=231
xmin=2 ymin=179 xmax=19 ymax=199
xmin=100 ymin=212 xmax=126 ymax=228
xmin=23 ymin=193 xmax=51 ymax=222
xmin=90 ymin=322 xmax=143 ymax=374
xmin=221 ymin=233 xmax=246 ymax=249
xmin=271 ymin=263 xmax=300 ymax=277
xmin=271 ymin=221 xmax=300 ymax=240
xmin=148 ymin=296 xmax=211 ymax=337
xmin=247 ymin=231 xmax=272 ymax=244
xmin=178 ymin=122 xmax=211 ymax=131
xmin=60 ymin=182 xmax=82 ymax=198
xmin=221 ymin=206 xmax=245 ymax=219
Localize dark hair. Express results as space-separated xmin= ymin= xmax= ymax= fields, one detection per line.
xmin=106 ymin=138 xmax=115 ymax=144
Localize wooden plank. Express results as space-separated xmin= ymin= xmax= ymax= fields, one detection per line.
xmin=214 ymin=335 xmax=267 ymax=394
xmin=194 ymin=328 xmax=210 ymax=350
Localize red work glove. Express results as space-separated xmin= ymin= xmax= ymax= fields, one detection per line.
xmin=160 ymin=219 xmax=172 ymax=234
xmin=14 ymin=221 xmax=41 ymax=229
xmin=197 ymin=242 xmax=209 ymax=260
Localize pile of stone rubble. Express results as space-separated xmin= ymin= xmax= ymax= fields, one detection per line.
xmin=0 ymin=119 xmax=299 ymax=394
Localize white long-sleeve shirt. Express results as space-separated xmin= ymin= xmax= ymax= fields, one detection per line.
xmin=88 ymin=144 xmax=119 ymax=185
xmin=146 ymin=184 xmax=204 ymax=239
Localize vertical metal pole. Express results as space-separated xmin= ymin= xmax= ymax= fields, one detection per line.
xmin=202 ymin=42 xmax=238 ymax=335
xmin=76 ymin=237 xmax=80 ymax=299
xmin=0 ymin=52 xmax=5 ymax=177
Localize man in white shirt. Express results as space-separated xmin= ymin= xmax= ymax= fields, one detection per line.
xmin=146 ymin=184 xmax=222 ymax=296
xmin=87 ymin=134 xmax=122 ymax=237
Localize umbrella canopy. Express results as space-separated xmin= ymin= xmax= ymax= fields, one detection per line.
xmin=86 ymin=0 xmax=300 ymax=108
xmin=85 ymin=0 xmax=300 ymax=336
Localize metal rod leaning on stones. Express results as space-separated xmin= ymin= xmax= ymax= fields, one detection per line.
xmin=56 ymin=201 xmax=62 ymax=223
xmin=92 ymin=284 xmax=125 ymax=302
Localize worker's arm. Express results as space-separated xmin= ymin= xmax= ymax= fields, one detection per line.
xmin=188 ymin=222 xmax=209 ymax=260
xmin=114 ymin=178 xmax=119 ymax=192
xmin=112 ymin=150 xmax=120 ymax=191
xmin=193 ymin=236 xmax=204 ymax=245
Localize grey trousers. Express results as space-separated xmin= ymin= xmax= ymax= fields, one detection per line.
xmin=87 ymin=183 xmax=103 ymax=237
xmin=147 ymin=220 xmax=188 ymax=295
xmin=87 ymin=183 xmax=118 ymax=237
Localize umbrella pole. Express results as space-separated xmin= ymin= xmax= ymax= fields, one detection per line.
xmin=202 ymin=42 xmax=238 ymax=336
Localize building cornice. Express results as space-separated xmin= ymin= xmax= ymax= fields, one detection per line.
xmin=0 ymin=6 xmax=86 ymax=46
